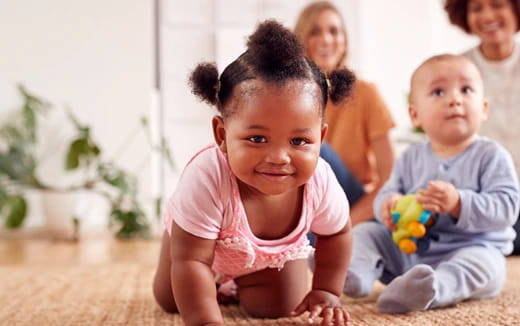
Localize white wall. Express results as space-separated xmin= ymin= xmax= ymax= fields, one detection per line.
xmin=0 ymin=0 xmax=154 ymax=229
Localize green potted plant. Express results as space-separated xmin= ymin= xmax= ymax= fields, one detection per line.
xmin=0 ymin=85 xmax=173 ymax=240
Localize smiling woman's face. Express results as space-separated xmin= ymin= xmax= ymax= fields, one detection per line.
xmin=304 ymin=9 xmax=346 ymax=73
xmin=467 ymin=0 xmax=518 ymax=46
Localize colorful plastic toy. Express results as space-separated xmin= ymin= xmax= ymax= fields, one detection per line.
xmin=391 ymin=194 xmax=434 ymax=254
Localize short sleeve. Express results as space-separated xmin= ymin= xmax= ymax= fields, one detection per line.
xmin=363 ymin=82 xmax=395 ymax=141
xmin=163 ymin=147 xmax=227 ymax=239
xmin=310 ymin=159 xmax=350 ymax=235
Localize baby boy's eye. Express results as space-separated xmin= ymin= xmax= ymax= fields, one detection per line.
xmin=461 ymin=86 xmax=473 ymax=94
xmin=248 ymin=136 xmax=267 ymax=143
xmin=432 ymin=88 xmax=444 ymax=96
xmin=290 ymin=138 xmax=308 ymax=146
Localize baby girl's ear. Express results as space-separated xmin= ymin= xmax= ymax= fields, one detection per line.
xmin=320 ymin=123 xmax=328 ymax=143
xmin=212 ymin=115 xmax=227 ymax=152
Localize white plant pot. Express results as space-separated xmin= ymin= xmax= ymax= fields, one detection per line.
xmin=41 ymin=190 xmax=79 ymax=241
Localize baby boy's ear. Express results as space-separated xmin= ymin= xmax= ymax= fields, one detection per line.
xmin=482 ymin=98 xmax=489 ymax=121
xmin=212 ymin=115 xmax=227 ymax=152
xmin=408 ymin=105 xmax=421 ymax=127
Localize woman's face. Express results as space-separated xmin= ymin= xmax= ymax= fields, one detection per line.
xmin=467 ymin=0 xmax=518 ymax=46
xmin=305 ymin=9 xmax=346 ymax=73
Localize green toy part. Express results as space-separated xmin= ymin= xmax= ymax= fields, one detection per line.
xmin=390 ymin=194 xmax=433 ymax=254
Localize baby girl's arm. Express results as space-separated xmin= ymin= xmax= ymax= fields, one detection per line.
xmin=312 ymin=219 xmax=352 ymax=294
xmin=170 ymin=221 xmax=224 ymax=326
xmin=292 ymin=220 xmax=352 ymax=325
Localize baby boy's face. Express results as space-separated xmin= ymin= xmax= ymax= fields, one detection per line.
xmin=409 ymin=57 xmax=488 ymax=148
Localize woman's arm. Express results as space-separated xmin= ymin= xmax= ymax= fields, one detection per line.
xmin=350 ymin=133 xmax=394 ymax=225
xmin=170 ymin=221 xmax=224 ymax=326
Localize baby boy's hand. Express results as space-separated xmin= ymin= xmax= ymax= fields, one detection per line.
xmin=417 ymin=180 xmax=461 ymax=217
xmin=381 ymin=194 xmax=402 ymax=230
xmin=291 ymin=289 xmax=350 ymax=326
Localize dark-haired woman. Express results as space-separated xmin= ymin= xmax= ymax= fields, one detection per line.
xmin=445 ymin=0 xmax=520 ymax=255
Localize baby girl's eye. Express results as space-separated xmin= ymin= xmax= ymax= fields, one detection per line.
xmin=248 ymin=136 xmax=267 ymax=143
xmin=461 ymin=86 xmax=473 ymax=94
xmin=432 ymin=88 xmax=444 ymax=96
xmin=290 ymin=138 xmax=308 ymax=146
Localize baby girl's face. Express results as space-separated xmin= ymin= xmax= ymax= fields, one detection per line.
xmin=409 ymin=57 xmax=488 ymax=148
xmin=217 ymin=79 xmax=326 ymax=197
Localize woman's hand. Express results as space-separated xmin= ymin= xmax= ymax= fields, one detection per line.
xmin=291 ymin=289 xmax=350 ymax=326
xmin=381 ymin=193 xmax=402 ymax=230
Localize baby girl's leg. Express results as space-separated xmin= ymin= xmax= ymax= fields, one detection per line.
xmin=152 ymin=231 xmax=178 ymax=313
xmin=235 ymin=259 xmax=309 ymax=318
xmin=344 ymin=221 xmax=411 ymax=298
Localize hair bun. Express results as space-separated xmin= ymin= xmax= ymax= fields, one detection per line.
xmin=189 ymin=62 xmax=219 ymax=106
xmin=247 ymin=20 xmax=305 ymax=76
xmin=328 ymin=68 xmax=356 ymax=104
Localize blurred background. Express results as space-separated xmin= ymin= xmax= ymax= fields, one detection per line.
xmin=0 ymin=0 xmax=493 ymax=235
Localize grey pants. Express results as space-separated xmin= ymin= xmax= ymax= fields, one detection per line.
xmin=348 ymin=221 xmax=506 ymax=308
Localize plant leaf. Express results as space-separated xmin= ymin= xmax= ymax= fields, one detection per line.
xmin=110 ymin=207 xmax=149 ymax=239
xmin=65 ymin=138 xmax=86 ymax=170
xmin=3 ymin=195 xmax=27 ymax=228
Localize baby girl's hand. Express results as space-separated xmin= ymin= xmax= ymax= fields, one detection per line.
xmin=417 ymin=180 xmax=461 ymax=217
xmin=291 ymin=289 xmax=350 ymax=326
xmin=381 ymin=194 xmax=402 ymax=230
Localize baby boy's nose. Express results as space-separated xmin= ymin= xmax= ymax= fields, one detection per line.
xmin=448 ymin=93 xmax=462 ymax=107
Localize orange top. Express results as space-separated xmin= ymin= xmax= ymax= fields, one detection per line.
xmin=325 ymin=78 xmax=395 ymax=188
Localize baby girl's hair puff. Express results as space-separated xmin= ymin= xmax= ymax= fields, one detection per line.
xmin=247 ymin=20 xmax=307 ymax=81
xmin=328 ymin=69 xmax=356 ymax=104
xmin=188 ymin=62 xmax=219 ymax=106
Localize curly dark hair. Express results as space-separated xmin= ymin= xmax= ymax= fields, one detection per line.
xmin=444 ymin=0 xmax=520 ymax=33
xmin=189 ymin=20 xmax=355 ymax=119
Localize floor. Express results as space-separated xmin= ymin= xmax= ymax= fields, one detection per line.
xmin=0 ymin=228 xmax=161 ymax=267
xmin=2 ymin=228 xmax=519 ymax=325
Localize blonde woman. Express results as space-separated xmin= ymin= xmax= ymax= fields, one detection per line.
xmin=295 ymin=1 xmax=395 ymax=227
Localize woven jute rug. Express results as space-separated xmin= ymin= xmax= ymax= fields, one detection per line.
xmin=1 ymin=257 xmax=519 ymax=325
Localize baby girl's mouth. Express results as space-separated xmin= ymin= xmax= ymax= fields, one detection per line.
xmin=256 ymin=170 xmax=294 ymax=180
xmin=258 ymin=171 xmax=292 ymax=175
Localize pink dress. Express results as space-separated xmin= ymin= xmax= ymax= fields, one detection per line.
xmin=164 ymin=144 xmax=349 ymax=283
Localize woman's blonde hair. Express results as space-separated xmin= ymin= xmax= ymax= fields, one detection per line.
xmin=294 ymin=1 xmax=348 ymax=68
